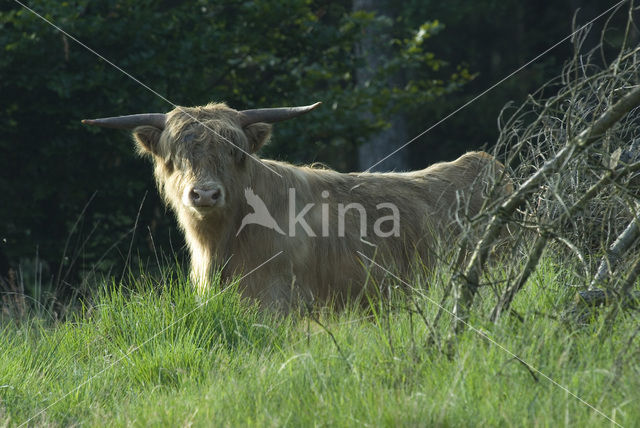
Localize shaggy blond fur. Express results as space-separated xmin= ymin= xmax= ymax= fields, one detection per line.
xmin=133 ymin=103 xmax=511 ymax=309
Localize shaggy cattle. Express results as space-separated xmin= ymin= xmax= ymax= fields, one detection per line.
xmin=83 ymin=102 xmax=510 ymax=309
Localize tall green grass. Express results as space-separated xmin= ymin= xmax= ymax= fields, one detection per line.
xmin=1 ymin=258 xmax=638 ymax=427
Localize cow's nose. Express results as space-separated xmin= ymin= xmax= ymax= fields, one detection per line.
xmin=189 ymin=187 xmax=221 ymax=207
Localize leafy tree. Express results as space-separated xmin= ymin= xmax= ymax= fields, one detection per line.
xmin=394 ymin=0 xmax=626 ymax=165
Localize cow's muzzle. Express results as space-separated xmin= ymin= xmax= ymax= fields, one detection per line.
xmin=183 ymin=184 xmax=225 ymax=209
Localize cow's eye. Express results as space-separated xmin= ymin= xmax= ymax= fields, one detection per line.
xmin=165 ymin=160 xmax=174 ymax=174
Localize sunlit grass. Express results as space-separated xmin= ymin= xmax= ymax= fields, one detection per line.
xmin=1 ymin=257 xmax=638 ymax=426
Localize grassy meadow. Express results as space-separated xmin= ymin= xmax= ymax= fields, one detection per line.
xmin=1 ymin=255 xmax=638 ymax=427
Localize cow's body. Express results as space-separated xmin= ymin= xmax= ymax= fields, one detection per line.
xmin=85 ymin=103 xmax=510 ymax=309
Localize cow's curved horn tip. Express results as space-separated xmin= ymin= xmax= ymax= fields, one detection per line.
xmin=81 ymin=119 xmax=95 ymax=125
xmin=310 ymin=102 xmax=322 ymax=109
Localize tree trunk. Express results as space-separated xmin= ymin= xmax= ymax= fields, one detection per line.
xmin=353 ymin=0 xmax=409 ymax=172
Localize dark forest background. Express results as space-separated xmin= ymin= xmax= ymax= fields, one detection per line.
xmin=0 ymin=0 xmax=627 ymax=296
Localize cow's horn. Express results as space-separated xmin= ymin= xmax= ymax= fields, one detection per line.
xmin=239 ymin=102 xmax=321 ymax=126
xmin=82 ymin=113 xmax=166 ymax=130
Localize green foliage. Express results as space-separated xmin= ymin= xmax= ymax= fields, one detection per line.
xmin=0 ymin=269 xmax=282 ymax=424
xmin=0 ymin=0 xmax=467 ymax=289
xmin=0 ymin=257 xmax=638 ymax=426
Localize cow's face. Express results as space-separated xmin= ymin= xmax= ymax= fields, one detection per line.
xmin=133 ymin=104 xmax=272 ymax=217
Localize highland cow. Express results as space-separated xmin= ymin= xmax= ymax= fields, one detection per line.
xmin=83 ymin=102 xmax=510 ymax=310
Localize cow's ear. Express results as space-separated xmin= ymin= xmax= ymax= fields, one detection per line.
xmin=133 ymin=126 xmax=163 ymax=157
xmin=243 ymin=123 xmax=272 ymax=153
